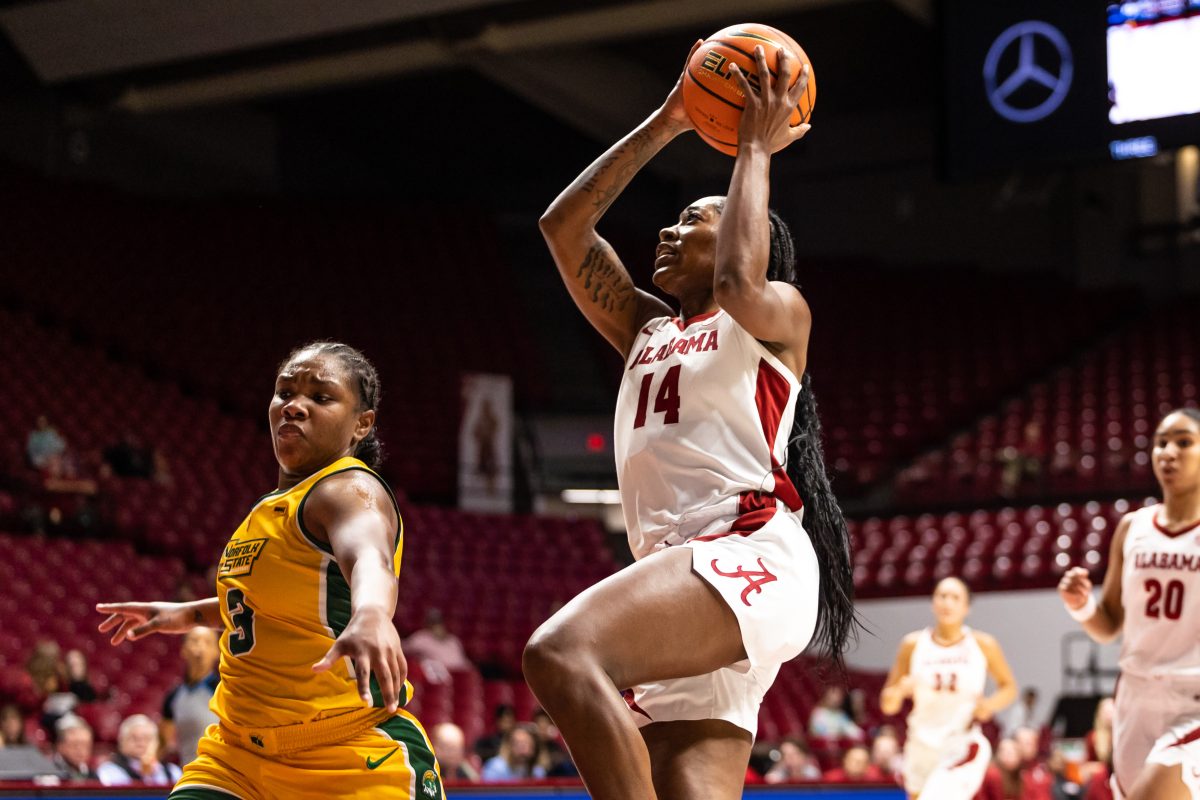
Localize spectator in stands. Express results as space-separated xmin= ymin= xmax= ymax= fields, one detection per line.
xmin=474 ymin=703 xmax=516 ymax=763
xmin=763 ymin=737 xmax=821 ymax=783
xmin=481 ymin=724 xmax=547 ymax=781
xmin=52 ymin=714 xmax=96 ymax=782
xmin=1082 ymin=698 xmax=1114 ymax=798
xmin=808 ymin=686 xmax=864 ymax=741
xmin=22 ymin=640 xmax=76 ymax=733
xmin=96 ymin=713 xmax=181 ymax=787
xmin=823 ymin=744 xmax=882 ymax=783
xmin=870 ymin=728 xmax=903 ymax=782
xmin=431 ymin=722 xmax=480 ymax=783
xmin=1085 ymin=697 xmax=1113 ymax=767
xmin=24 ymin=639 xmax=62 ymax=701
xmin=161 ymin=628 xmax=220 ymax=766
xmin=848 ymin=687 xmax=871 ymax=731
xmin=1015 ymin=725 xmax=1044 ymax=768
xmin=1014 ymin=727 xmax=1054 ymax=798
xmin=0 ymin=703 xmax=27 ymax=745
xmin=999 ymin=421 xmax=1046 ymax=497
xmin=26 ymin=415 xmax=67 ymax=472
xmin=532 ymin=706 xmax=575 ymax=777
xmin=62 ymin=649 xmax=97 ymax=703
xmin=402 ymin=608 xmax=473 ymax=683
xmin=1001 ymin=686 xmax=1040 ymax=737
xmin=103 ymin=432 xmax=155 ymax=478
xmin=979 ymin=737 xmax=1025 ymax=799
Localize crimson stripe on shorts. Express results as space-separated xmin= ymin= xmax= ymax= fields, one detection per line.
xmin=950 ymin=742 xmax=980 ymax=770
xmin=1171 ymin=724 xmax=1200 ymax=748
xmin=692 ymin=492 xmax=778 ymax=543
xmin=622 ymin=689 xmax=652 ymax=720
xmin=754 ymin=360 xmax=803 ymax=511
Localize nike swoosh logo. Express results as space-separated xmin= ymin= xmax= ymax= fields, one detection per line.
xmin=366 ymin=747 xmax=399 ymax=770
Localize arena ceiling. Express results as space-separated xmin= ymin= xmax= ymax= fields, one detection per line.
xmin=0 ymin=0 xmax=930 ymax=147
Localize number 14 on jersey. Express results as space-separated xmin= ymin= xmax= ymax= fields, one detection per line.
xmin=633 ymin=365 xmax=682 ymax=429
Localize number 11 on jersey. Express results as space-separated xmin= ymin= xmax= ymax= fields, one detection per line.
xmin=633 ymin=365 xmax=682 ymax=429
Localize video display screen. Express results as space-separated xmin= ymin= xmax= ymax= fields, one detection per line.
xmin=1107 ymin=1 xmax=1200 ymax=124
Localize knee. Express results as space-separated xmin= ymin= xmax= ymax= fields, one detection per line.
xmin=523 ymin=621 xmax=593 ymax=693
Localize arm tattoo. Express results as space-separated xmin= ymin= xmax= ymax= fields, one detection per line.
xmin=193 ymin=608 xmax=204 ymax=624
xmin=582 ymin=120 xmax=679 ymax=212
xmin=577 ymin=243 xmax=635 ymax=312
xmin=581 ymin=155 xmax=618 ymax=193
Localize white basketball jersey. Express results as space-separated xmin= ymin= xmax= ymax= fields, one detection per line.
xmin=1120 ymin=504 xmax=1200 ymax=678
xmin=613 ymin=310 xmax=802 ymax=560
xmin=906 ymin=628 xmax=988 ymax=749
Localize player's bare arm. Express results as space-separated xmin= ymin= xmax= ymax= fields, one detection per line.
xmin=305 ymin=471 xmax=406 ymax=713
xmin=880 ymin=632 xmax=919 ymax=715
xmin=97 ymin=597 xmax=222 ymax=644
xmin=538 ymin=46 xmax=701 ymax=356
xmin=714 ymin=47 xmax=813 ymax=358
xmin=973 ymin=632 xmax=1018 ymax=721
xmin=1059 ymin=513 xmax=1131 ymax=643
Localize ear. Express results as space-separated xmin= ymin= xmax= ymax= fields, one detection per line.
xmin=353 ymin=408 xmax=376 ymax=445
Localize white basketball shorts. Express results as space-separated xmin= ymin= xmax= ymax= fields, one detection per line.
xmin=625 ymin=507 xmax=820 ymax=737
xmin=1113 ymin=672 xmax=1200 ymax=798
xmin=902 ymin=727 xmax=991 ymax=799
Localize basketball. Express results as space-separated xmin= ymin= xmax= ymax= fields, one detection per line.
xmin=681 ymin=23 xmax=816 ymax=156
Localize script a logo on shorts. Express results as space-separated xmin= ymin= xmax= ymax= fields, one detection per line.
xmin=711 ymin=557 xmax=778 ymax=606
xmin=421 ymin=769 xmax=441 ymax=797
xmin=249 ymin=735 xmax=264 ymax=749
xmin=366 ymin=746 xmax=399 ymax=770
xmin=218 ymin=538 xmax=268 ymax=578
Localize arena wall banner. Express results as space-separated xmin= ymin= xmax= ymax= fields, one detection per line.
xmin=458 ymin=373 xmax=514 ymax=513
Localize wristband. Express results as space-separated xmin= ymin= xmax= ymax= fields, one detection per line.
xmin=1066 ymin=593 xmax=1097 ymax=622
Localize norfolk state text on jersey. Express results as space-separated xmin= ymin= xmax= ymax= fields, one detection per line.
xmin=218 ymin=538 xmax=268 ymax=578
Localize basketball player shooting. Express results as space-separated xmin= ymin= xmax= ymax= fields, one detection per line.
xmin=523 ymin=40 xmax=856 ymax=800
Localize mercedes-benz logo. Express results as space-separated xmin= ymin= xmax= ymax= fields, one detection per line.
xmin=983 ymin=20 xmax=1073 ymax=124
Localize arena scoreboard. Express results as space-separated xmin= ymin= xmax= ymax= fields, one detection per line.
xmin=941 ymin=0 xmax=1200 ymax=177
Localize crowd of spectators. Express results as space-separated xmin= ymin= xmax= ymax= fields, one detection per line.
xmin=13 ymin=415 xmax=170 ymax=538
xmin=0 ymin=606 xmax=1120 ymax=796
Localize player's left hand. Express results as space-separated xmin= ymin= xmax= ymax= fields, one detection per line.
xmin=660 ymin=39 xmax=702 ymax=131
xmin=973 ymin=696 xmax=994 ymax=722
xmin=312 ymin=607 xmax=407 ymax=713
xmin=729 ymin=46 xmax=812 ymax=153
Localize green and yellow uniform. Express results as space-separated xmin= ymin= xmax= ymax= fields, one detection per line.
xmin=171 ymin=457 xmax=442 ymax=800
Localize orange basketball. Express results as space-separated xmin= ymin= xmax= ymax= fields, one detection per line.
xmin=681 ymin=23 xmax=816 ymax=156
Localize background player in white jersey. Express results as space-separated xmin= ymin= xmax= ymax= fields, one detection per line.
xmin=1059 ymin=408 xmax=1200 ymax=800
xmin=880 ymin=577 xmax=1018 ymax=800
xmin=524 ymin=44 xmax=857 ymax=800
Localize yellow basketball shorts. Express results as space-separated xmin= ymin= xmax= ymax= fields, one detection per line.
xmin=168 ymin=710 xmax=443 ymax=800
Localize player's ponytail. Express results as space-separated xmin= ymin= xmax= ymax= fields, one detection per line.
xmin=761 ymin=210 xmax=859 ymax=671
xmin=785 ymin=374 xmax=858 ymax=671
xmin=281 ymin=341 xmax=385 ymax=469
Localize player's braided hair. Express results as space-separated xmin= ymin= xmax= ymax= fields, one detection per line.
xmin=762 ymin=209 xmax=859 ymax=674
xmin=280 ymin=341 xmax=384 ymax=469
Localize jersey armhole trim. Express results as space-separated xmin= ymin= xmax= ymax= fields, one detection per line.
xmin=297 ymin=466 xmax=403 ymax=557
